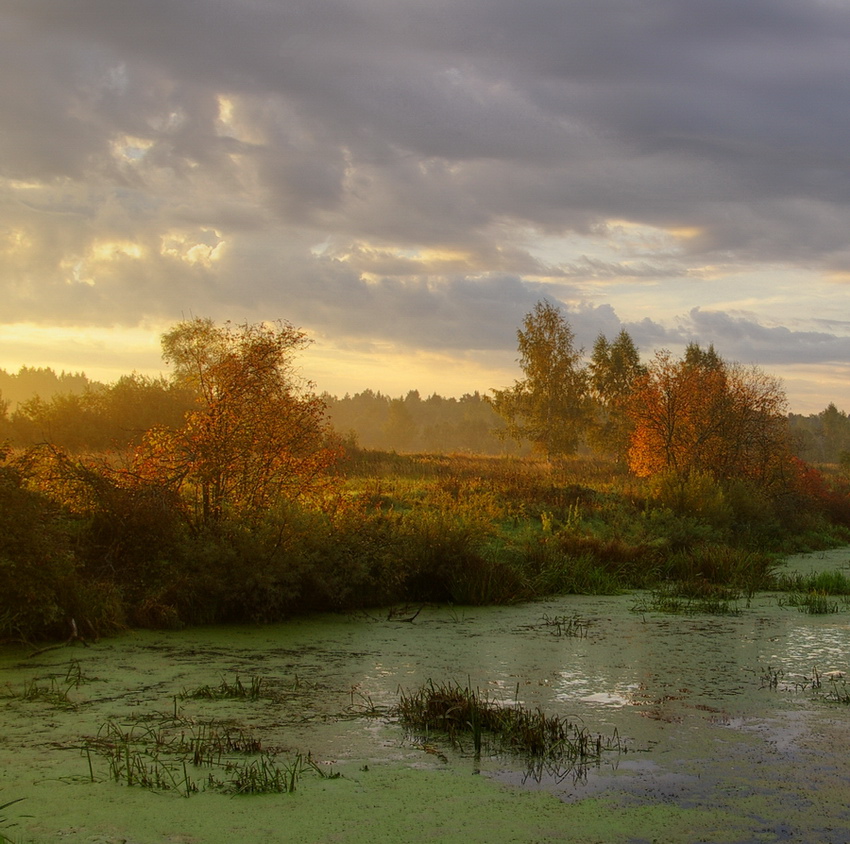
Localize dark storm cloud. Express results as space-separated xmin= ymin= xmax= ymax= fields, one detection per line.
xmin=2 ymin=0 xmax=850 ymax=377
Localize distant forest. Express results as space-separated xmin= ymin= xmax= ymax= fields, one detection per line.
xmin=0 ymin=364 xmax=848 ymax=464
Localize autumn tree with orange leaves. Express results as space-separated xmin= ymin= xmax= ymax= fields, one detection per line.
xmin=627 ymin=345 xmax=792 ymax=487
xmin=132 ymin=318 xmax=340 ymax=528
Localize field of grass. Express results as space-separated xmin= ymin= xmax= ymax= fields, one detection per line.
xmin=3 ymin=448 xmax=850 ymax=642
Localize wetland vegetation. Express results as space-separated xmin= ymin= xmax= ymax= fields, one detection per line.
xmin=4 ymin=312 xmax=850 ymax=840
xmin=3 ymin=312 xmax=850 ymax=645
xmin=3 ymin=548 xmax=850 ymax=843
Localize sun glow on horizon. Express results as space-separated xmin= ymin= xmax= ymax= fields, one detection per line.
xmin=0 ymin=323 xmax=168 ymax=384
xmin=0 ymin=319 xmax=846 ymax=414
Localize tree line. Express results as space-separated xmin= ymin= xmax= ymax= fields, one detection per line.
xmin=1 ymin=335 xmax=847 ymax=465
xmin=489 ymin=301 xmax=794 ymax=490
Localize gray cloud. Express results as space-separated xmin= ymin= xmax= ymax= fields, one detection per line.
xmin=681 ymin=307 xmax=850 ymax=366
xmin=2 ymin=0 xmax=850 ymax=405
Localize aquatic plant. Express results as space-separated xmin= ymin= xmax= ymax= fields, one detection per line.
xmin=779 ymin=591 xmax=840 ymax=614
xmin=208 ymin=753 xmax=298 ymax=794
xmin=775 ymin=569 xmax=850 ymax=594
xmin=395 ymin=680 xmax=620 ymax=766
xmin=10 ymin=657 xmax=99 ymax=711
xmin=794 ymin=667 xmax=823 ymax=692
xmin=539 ymin=613 xmax=589 ymax=637
xmin=83 ymin=720 xmax=200 ymax=796
xmin=181 ymin=675 xmax=267 ymax=701
xmin=63 ymin=658 xmax=90 ymax=688
xmin=81 ymin=715 xmax=336 ymax=798
xmin=209 ymin=751 xmax=339 ymax=795
xmin=825 ymin=676 xmax=850 ymax=704
xmin=20 ymin=676 xmax=77 ymax=709
xmin=0 ymin=798 xmax=28 ymax=844
xmin=631 ymin=583 xmax=741 ymax=616
xmin=759 ymin=666 xmax=784 ymax=691
xmin=661 ymin=544 xmax=778 ymax=591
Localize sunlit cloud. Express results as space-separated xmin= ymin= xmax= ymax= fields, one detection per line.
xmin=1 ymin=0 xmax=850 ymax=411
xmin=90 ymin=241 xmax=143 ymax=261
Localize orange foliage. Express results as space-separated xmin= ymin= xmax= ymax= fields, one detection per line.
xmin=789 ymin=457 xmax=850 ymax=523
xmin=130 ymin=319 xmax=342 ymax=526
xmin=626 ymin=350 xmax=791 ymax=486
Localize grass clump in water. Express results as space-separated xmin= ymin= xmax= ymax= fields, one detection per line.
xmin=825 ymin=676 xmax=850 ymax=704
xmin=20 ymin=676 xmax=78 ymax=709
xmin=208 ymin=752 xmax=339 ymax=795
xmin=631 ymin=581 xmax=741 ymax=616
xmin=395 ymin=680 xmax=620 ymax=766
xmin=539 ymin=614 xmax=589 ymax=638
xmin=775 ymin=569 xmax=850 ymax=595
xmin=181 ymin=675 xmax=267 ymax=701
xmin=778 ymin=591 xmax=841 ymax=614
xmin=8 ymin=659 xmax=95 ymax=710
xmin=81 ymin=716 xmax=336 ymax=797
xmin=0 ymin=798 xmax=28 ymax=844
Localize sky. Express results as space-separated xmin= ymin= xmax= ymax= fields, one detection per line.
xmin=2 ymin=0 xmax=850 ymax=414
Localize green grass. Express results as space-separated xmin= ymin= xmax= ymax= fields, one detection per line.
xmin=775 ymin=569 xmax=850 ymax=594
xmin=81 ymin=715 xmax=336 ymax=797
xmin=395 ymin=680 xmax=621 ymax=767
xmin=8 ymin=448 xmax=849 ymax=638
xmin=631 ymin=582 xmax=741 ymax=616
xmin=539 ymin=613 xmax=590 ymax=637
xmin=180 ymin=675 xmax=267 ymax=701
xmin=0 ymin=798 xmax=29 ymax=843
xmin=778 ymin=591 xmax=841 ymax=614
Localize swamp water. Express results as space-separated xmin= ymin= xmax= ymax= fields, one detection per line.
xmin=3 ymin=549 xmax=850 ymax=843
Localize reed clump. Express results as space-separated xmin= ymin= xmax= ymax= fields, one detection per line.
xmin=631 ymin=582 xmax=741 ymax=615
xmin=395 ymin=680 xmax=620 ymax=765
xmin=539 ymin=613 xmax=589 ymax=637
xmin=81 ymin=716 xmax=335 ymax=797
xmin=0 ymin=798 xmax=28 ymax=844
xmin=180 ymin=675 xmax=267 ymax=701
xmin=775 ymin=569 xmax=850 ymax=594
xmin=7 ymin=658 xmax=94 ymax=710
xmin=826 ymin=676 xmax=850 ymax=704
xmin=779 ymin=591 xmax=840 ymax=614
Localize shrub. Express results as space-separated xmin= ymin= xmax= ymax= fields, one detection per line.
xmin=648 ymin=470 xmax=732 ymax=529
xmin=660 ymin=544 xmax=777 ymax=590
xmin=641 ymin=507 xmax=719 ymax=552
xmin=0 ymin=453 xmax=79 ymax=641
xmin=394 ymin=507 xmax=494 ymax=603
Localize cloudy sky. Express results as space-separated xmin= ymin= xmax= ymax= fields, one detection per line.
xmin=2 ymin=0 xmax=850 ymax=412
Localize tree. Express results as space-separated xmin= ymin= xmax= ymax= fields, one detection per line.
xmin=384 ymin=398 xmax=417 ymax=451
xmin=588 ymin=329 xmax=645 ymax=462
xmin=96 ymin=374 xmax=195 ymax=447
xmin=132 ymin=318 xmax=340 ymax=527
xmin=626 ymin=346 xmax=791 ymax=486
xmin=488 ymin=301 xmax=590 ymax=458
xmin=13 ymin=392 xmax=103 ymax=452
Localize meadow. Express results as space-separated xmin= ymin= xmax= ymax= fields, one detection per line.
xmin=6 ymin=443 xmax=849 ymax=646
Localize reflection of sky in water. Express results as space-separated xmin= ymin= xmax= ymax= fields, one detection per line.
xmin=779 ymin=624 xmax=850 ymax=668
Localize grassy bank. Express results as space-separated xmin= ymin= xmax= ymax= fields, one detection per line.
xmin=3 ymin=448 xmax=850 ymax=642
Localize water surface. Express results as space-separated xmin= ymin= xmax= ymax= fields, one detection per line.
xmin=2 ymin=548 xmax=850 ymax=843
